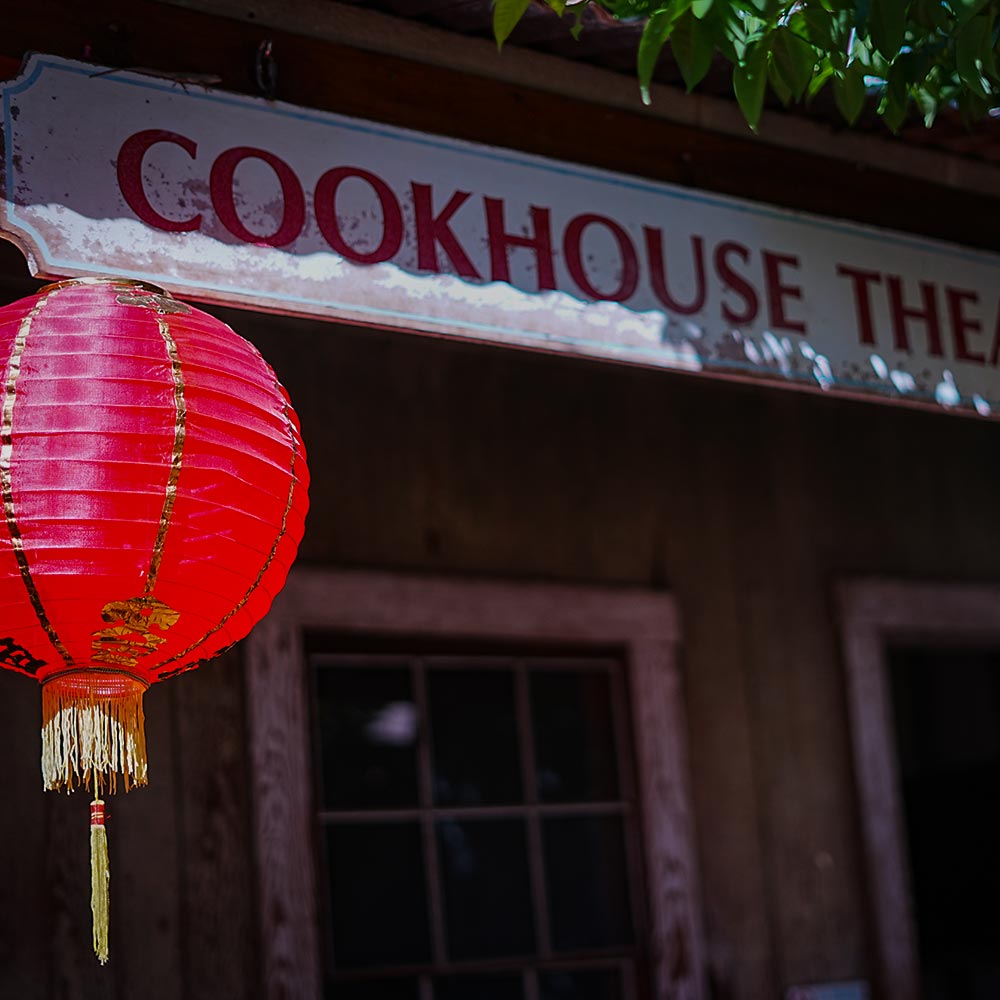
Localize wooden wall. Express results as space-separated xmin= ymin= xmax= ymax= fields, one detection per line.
xmin=0 ymin=203 xmax=997 ymax=1000
xmin=234 ymin=303 xmax=1000 ymax=1000
xmin=4 ymin=249 xmax=1000 ymax=998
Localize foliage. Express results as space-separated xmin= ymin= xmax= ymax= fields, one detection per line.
xmin=493 ymin=0 xmax=1000 ymax=131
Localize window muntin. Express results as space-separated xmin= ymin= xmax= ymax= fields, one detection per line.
xmin=311 ymin=649 xmax=648 ymax=1000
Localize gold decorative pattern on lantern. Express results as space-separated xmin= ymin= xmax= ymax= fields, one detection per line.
xmin=146 ymin=316 xmax=187 ymax=592
xmin=116 ymin=290 xmax=191 ymax=314
xmin=91 ymin=597 xmax=180 ymax=668
xmin=0 ymin=288 xmax=76 ymax=669
xmin=156 ymin=394 xmax=300 ymax=679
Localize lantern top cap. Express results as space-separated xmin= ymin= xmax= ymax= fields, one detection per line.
xmin=39 ymin=276 xmax=168 ymax=296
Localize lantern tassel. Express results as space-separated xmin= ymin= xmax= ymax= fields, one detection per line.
xmin=90 ymin=797 xmax=110 ymax=964
xmin=41 ymin=672 xmax=148 ymax=793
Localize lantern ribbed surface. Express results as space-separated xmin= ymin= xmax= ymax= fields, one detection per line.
xmin=0 ymin=277 xmax=308 ymax=792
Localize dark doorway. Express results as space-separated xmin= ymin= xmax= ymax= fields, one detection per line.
xmin=888 ymin=646 xmax=1000 ymax=999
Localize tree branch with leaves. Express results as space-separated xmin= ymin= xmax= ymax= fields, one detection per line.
xmin=494 ymin=0 xmax=1000 ymax=131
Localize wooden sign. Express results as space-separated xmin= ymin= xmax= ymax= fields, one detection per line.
xmin=3 ymin=54 xmax=1000 ymax=417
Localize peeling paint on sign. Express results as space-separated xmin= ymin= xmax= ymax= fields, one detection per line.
xmin=3 ymin=54 xmax=1000 ymax=417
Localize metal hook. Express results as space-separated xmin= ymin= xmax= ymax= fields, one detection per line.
xmin=255 ymin=39 xmax=278 ymax=100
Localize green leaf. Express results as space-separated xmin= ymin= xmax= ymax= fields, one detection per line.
xmin=913 ymin=84 xmax=939 ymax=126
xmin=544 ymin=0 xmax=568 ymax=14
xmin=956 ymin=86 xmax=991 ymax=123
xmin=570 ymin=3 xmax=587 ymax=38
xmin=770 ymin=26 xmax=818 ymax=97
xmin=733 ymin=40 xmax=770 ymax=128
xmin=896 ymin=45 xmax=934 ymax=85
xmin=704 ymin=0 xmax=745 ymax=59
xmin=868 ymin=0 xmax=906 ymax=59
xmin=493 ymin=0 xmax=532 ymax=47
xmin=800 ymin=3 xmax=835 ymax=48
xmin=806 ymin=61 xmax=836 ymax=98
xmin=638 ymin=9 xmax=677 ymax=102
xmin=692 ymin=0 xmax=714 ymax=17
xmin=768 ymin=53 xmax=795 ymax=102
xmin=878 ymin=65 xmax=909 ymax=130
xmin=833 ymin=58 xmax=867 ymax=121
xmin=955 ymin=13 xmax=994 ymax=95
xmin=671 ymin=11 xmax=716 ymax=89
xmin=952 ymin=0 xmax=992 ymax=27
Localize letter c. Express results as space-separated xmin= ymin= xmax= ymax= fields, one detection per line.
xmin=117 ymin=130 xmax=201 ymax=233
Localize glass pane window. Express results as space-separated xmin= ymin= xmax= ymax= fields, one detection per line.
xmin=311 ymin=646 xmax=645 ymax=1000
xmin=531 ymin=669 xmax=619 ymax=803
xmin=316 ymin=663 xmax=419 ymax=810
xmin=429 ymin=669 xmax=522 ymax=806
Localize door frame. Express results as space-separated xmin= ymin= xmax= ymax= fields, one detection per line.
xmin=246 ymin=567 xmax=706 ymax=1000
xmin=836 ymin=577 xmax=1000 ymax=1000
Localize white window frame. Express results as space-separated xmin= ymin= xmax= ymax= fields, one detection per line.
xmin=246 ymin=567 xmax=706 ymax=1000
xmin=837 ymin=577 xmax=1000 ymax=1000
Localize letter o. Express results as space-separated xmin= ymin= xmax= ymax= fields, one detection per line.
xmin=563 ymin=214 xmax=639 ymax=302
xmin=209 ymin=147 xmax=305 ymax=247
xmin=315 ymin=167 xmax=403 ymax=264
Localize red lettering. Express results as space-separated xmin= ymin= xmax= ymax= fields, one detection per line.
xmin=946 ymin=288 xmax=984 ymax=365
xmin=209 ymin=147 xmax=305 ymax=248
xmin=836 ymin=265 xmax=881 ymax=346
xmin=315 ymin=167 xmax=402 ymax=264
xmin=887 ymin=275 xmax=942 ymax=356
xmin=411 ymin=184 xmax=481 ymax=279
xmin=762 ymin=250 xmax=806 ymax=334
xmin=563 ymin=214 xmax=638 ymax=302
xmin=117 ymin=130 xmax=201 ymax=233
xmin=714 ymin=241 xmax=758 ymax=325
xmin=484 ymin=198 xmax=556 ymax=291
xmin=644 ymin=230 xmax=706 ymax=315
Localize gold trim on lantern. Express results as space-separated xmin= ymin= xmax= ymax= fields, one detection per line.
xmin=146 ymin=317 xmax=187 ymax=593
xmin=0 ymin=288 xmax=75 ymax=669
xmin=155 ymin=397 xmax=301 ymax=677
xmin=39 ymin=276 xmax=167 ymax=295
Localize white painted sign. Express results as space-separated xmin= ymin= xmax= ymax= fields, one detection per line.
xmin=3 ymin=53 xmax=1000 ymax=416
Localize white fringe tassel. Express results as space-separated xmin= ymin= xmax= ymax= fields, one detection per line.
xmin=41 ymin=677 xmax=148 ymax=794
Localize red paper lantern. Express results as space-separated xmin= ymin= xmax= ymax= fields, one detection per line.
xmin=0 ymin=277 xmax=308 ymax=959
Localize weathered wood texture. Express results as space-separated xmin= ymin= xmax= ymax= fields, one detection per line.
xmin=250 ymin=571 xmax=700 ymax=1000
xmin=6 ymin=232 xmax=1000 ymax=997
xmin=837 ymin=581 xmax=1000 ymax=1000
xmin=228 ymin=303 xmax=1000 ymax=1000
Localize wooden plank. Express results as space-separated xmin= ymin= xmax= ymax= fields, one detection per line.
xmin=0 ymin=673 xmax=48 ymax=1000
xmin=43 ymin=787 xmax=114 ymax=1000
xmin=736 ymin=392 xmax=870 ymax=988
xmin=669 ymin=382 xmax=781 ymax=999
xmin=111 ymin=684 xmax=184 ymax=1000
xmin=630 ymin=639 xmax=705 ymax=1000
xmin=247 ymin=617 xmax=322 ymax=1000
xmin=173 ymin=649 xmax=259 ymax=1000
